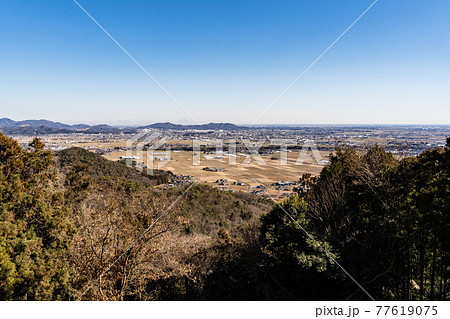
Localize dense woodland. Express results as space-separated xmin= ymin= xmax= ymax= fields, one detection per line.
xmin=0 ymin=132 xmax=448 ymax=300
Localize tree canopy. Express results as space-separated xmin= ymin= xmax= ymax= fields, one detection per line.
xmin=0 ymin=132 xmax=448 ymax=300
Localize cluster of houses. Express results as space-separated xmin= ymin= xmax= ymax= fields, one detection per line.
xmin=208 ymin=178 xmax=304 ymax=198
xmin=166 ymin=174 xmax=195 ymax=187
xmin=215 ymin=179 xmax=228 ymax=186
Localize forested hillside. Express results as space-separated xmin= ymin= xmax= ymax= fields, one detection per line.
xmin=0 ymin=133 xmax=270 ymax=300
xmin=0 ymin=132 xmax=448 ymax=300
xmin=57 ymin=147 xmax=173 ymax=185
xmin=257 ymin=142 xmax=449 ymax=300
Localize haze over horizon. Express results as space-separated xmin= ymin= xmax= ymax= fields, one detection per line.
xmin=2 ymin=116 xmax=450 ymax=128
xmin=1 ymin=0 xmax=449 ymax=124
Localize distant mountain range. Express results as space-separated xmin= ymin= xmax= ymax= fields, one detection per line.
xmin=0 ymin=118 xmax=124 ymax=134
xmin=0 ymin=118 xmax=249 ymax=135
xmin=139 ymin=122 xmax=246 ymax=131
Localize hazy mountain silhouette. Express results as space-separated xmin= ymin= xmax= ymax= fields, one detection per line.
xmin=139 ymin=122 xmax=248 ymax=130
xmin=0 ymin=118 xmax=249 ymax=134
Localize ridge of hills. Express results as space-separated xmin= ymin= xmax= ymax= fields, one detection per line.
xmin=137 ymin=122 xmax=245 ymax=131
xmin=0 ymin=117 xmax=249 ymax=134
xmin=56 ymin=147 xmax=173 ymax=185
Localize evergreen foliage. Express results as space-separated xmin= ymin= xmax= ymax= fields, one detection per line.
xmin=0 ymin=132 xmax=448 ymax=300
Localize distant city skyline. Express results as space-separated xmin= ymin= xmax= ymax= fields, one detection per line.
xmin=1 ymin=0 xmax=449 ymax=124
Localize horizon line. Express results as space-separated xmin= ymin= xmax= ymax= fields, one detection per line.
xmin=2 ymin=117 xmax=450 ymax=128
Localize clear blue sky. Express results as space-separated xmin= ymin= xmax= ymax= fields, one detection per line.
xmin=1 ymin=0 xmax=449 ymax=125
